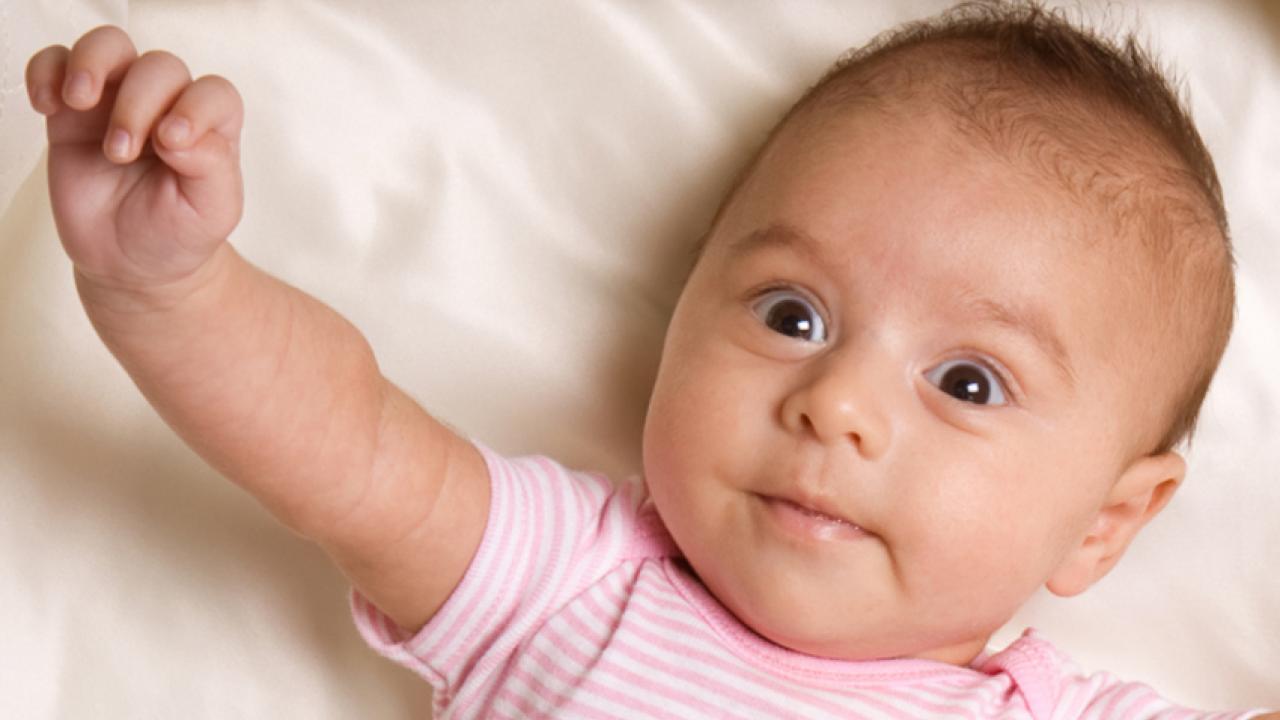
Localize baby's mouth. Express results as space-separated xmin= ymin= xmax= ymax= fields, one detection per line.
xmin=755 ymin=493 xmax=873 ymax=542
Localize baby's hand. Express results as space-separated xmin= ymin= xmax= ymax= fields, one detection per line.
xmin=26 ymin=26 xmax=243 ymax=295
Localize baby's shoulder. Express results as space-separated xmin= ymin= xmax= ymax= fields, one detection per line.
xmin=475 ymin=444 xmax=677 ymax=561
xmin=981 ymin=629 xmax=1255 ymax=718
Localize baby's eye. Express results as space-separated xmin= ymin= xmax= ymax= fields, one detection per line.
xmin=751 ymin=289 xmax=827 ymax=344
xmin=924 ymin=359 xmax=1009 ymax=406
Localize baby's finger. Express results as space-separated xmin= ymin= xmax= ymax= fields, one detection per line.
xmin=62 ymin=26 xmax=138 ymax=111
xmin=154 ymin=74 xmax=244 ymax=154
xmin=105 ymin=50 xmax=192 ymax=163
xmin=151 ymin=75 xmax=245 ymax=234
xmin=26 ymin=44 xmax=70 ymax=115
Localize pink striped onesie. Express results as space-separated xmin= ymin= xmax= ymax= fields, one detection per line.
xmin=351 ymin=445 xmax=1267 ymax=719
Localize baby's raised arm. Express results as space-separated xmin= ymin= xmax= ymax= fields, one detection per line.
xmin=25 ymin=26 xmax=488 ymax=633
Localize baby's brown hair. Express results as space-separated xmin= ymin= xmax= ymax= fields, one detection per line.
xmin=703 ymin=0 xmax=1234 ymax=454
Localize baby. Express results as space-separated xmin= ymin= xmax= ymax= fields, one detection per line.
xmin=24 ymin=1 xmax=1275 ymax=718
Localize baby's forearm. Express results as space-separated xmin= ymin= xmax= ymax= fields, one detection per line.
xmin=78 ymin=243 xmax=386 ymax=540
xmin=33 ymin=25 xmax=490 ymax=631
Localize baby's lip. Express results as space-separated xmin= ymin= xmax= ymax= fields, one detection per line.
xmin=757 ymin=491 xmax=871 ymax=534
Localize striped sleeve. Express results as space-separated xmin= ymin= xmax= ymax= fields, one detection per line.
xmin=349 ymin=443 xmax=643 ymax=707
xmin=1065 ymin=675 xmax=1271 ymax=720
xmin=988 ymin=630 xmax=1271 ymax=720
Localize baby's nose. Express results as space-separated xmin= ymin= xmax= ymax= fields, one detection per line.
xmin=779 ymin=350 xmax=892 ymax=460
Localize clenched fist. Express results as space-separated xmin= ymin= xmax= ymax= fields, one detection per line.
xmin=26 ymin=25 xmax=244 ymax=295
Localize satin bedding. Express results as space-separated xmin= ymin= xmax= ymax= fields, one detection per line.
xmin=2 ymin=2 xmax=1277 ymax=716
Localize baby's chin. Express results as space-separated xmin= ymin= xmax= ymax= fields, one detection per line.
xmin=747 ymin=607 xmax=993 ymax=667
xmin=739 ymin=599 xmax=909 ymax=661
xmin=687 ymin=554 xmax=995 ymax=667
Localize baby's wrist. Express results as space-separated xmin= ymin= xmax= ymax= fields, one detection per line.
xmin=75 ymin=242 xmax=239 ymax=325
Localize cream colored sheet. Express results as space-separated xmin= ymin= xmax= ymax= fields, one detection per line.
xmin=2 ymin=1 xmax=1276 ymax=716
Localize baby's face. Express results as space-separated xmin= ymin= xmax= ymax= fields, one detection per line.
xmin=642 ymin=107 xmax=1172 ymax=664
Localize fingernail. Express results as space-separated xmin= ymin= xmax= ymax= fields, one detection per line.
xmin=160 ymin=116 xmax=190 ymax=145
xmin=66 ymin=72 xmax=93 ymax=104
xmin=35 ymin=88 xmax=57 ymax=114
xmin=107 ymin=128 xmax=131 ymax=160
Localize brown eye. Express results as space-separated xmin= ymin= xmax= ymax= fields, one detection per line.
xmin=752 ymin=289 xmax=827 ymax=343
xmin=924 ymin=359 xmax=1008 ymax=406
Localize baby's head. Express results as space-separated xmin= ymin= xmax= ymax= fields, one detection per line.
xmin=641 ymin=1 xmax=1233 ymax=664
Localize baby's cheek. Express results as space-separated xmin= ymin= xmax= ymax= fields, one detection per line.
xmin=895 ymin=479 xmax=1046 ymax=590
xmin=645 ymin=362 xmax=741 ymax=473
xmin=642 ymin=391 xmax=708 ymax=506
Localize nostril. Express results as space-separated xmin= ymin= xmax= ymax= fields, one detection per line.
xmin=799 ymin=412 xmax=818 ymax=436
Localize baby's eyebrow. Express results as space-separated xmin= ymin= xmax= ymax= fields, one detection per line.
xmin=729 ymin=223 xmax=826 ymax=262
xmin=956 ymin=292 xmax=1077 ymax=388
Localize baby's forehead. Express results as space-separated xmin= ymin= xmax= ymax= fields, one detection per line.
xmin=809 ymin=40 xmax=1222 ymax=247
xmin=780 ymin=68 xmax=1212 ymax=289
xmin=806 ymin=60 xmax=1155 ymax=207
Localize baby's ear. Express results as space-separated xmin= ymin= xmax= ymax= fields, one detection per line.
xmin=1045 ymin=451 xmax=1185 ymax=597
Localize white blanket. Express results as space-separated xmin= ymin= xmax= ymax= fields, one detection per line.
xmin=2 ymin=1 xmax=1276 ymax=716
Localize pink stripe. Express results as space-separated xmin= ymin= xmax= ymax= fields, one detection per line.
xmin=892 ymin=680 xmax=1009 ymax=718
xmin=576 ymin=584 xmax=628 ymax=633
xmin=616 ymin=604 xmax=863 ymax=716
xmin=523 ymin=457 xmax=593 ymax=631
xmin=418 ymin=457 xmax=518 ymax=666
xmin=451 ymin=459 xmax=552 ymax=717
xmin=530 ymin=456 xmax=575 ymax=597
xmin=613 ymin=597 xmax=917 ymax=718
xmin=623 ymin=576 xmax=992 ymax=717
xmin=509 ymin=613 xmax=636 ymax=715
xmin=433 ymin=454 xmax=534 ymax=711
xmin=546 ymin=604 xmax=811 ymax=718
xmin=534 ymin=612 xmax=773 ymax=718
xmin=556 ymin=598 xmax=616 ymax=656
xmin=512 ymin=640 xmax=687 ymax=719
xmin=1100 ymin=682 xmax=1150 ymax=719
xmin=412 ymin=451 xmax=516 ymax=660
xmin=570 ymin=566 xmax=1008 ymax=716
xmin=615 ymin=594 xmax=721 ymax=647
